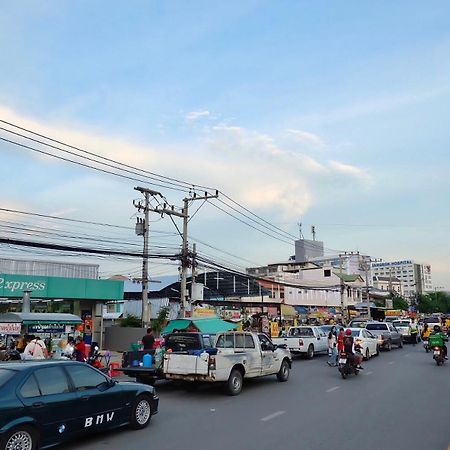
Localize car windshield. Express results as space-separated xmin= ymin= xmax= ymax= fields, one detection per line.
xmin=288 ymin=327 xmax=314 ymax=337
xmin=366 ymin=323 xmax=388 ymax=331
xmin=0 ymin=368 xmax=15 ymax=388
xmin=394 ymin=321 xmax=410 ymax=327
xmin=350 ymin=330 xmax=360 ymax=337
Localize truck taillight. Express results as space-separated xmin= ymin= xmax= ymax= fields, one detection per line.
xmin=299 ymin=339 xmax=304 ymax=346
xmin=208 ymin=356 xmax=216 ymax=370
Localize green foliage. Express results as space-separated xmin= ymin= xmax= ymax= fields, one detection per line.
xmin=151 ymin=306 xmax=170 ymax=336
xmin=417 ymin=292 xmax=450 ymax=314
xmin=119 ymin=314 xmax=142 ymax=328
xmin=392 ymin=296 xmax=409 ymax=311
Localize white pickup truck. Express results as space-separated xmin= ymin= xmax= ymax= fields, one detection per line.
xmin=163 ymin=332 xmax=292 ymax=395
xmin=272 ymin=326 xmax=328 ymax=358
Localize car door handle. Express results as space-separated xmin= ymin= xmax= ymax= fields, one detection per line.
xmin=32 ymin=402 xmax=44 ymax=408
xmin=81 ymin=396 xmax=90 ymax=401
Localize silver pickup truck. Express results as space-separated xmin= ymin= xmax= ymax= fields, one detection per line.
xmin=164 ymin=332 xmax=292 ymax=395
xmin=365 ymin=321 xmax=403 ymax=351
xmin=272 ymin=326 xmax=328 ymax=358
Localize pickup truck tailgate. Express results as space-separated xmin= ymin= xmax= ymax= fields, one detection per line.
xmin=164 ymin=353 xmax=209 ymax=376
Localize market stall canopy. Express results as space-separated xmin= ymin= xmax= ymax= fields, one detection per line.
xmin=162 ymin=317 xmax=238 ymax=334
xmin=281 ymin=304 xmax=297 ymax=319
xmin=0 ymin=312 xmax=82 ymax=325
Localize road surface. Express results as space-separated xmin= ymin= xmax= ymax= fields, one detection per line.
xmin=62 ymin=344 xmax=450 ymax=450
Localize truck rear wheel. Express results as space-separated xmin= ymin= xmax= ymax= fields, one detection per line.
xmin=276 ymin=359 xmax=290 ymax=382
xmin=226 ymin=368 xmax=243 ymax=396
xmin=306 ymin=344 xmax=314 ymax=359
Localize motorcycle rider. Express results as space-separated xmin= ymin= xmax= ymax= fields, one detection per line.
xmin=343 ymin=329 xmax=364 ymax=369
xmin=428 ymin=325 xmax=448 ymax=359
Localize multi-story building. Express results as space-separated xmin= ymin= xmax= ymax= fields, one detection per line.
xmin=371 ymin=260 xmax=432 ymax=302
xmin=372 ymin=276 xmax=402 ymax=296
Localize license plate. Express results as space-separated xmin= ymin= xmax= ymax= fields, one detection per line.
xmin=434 ymin=350 xmax=440 ymax=356
xmin=339 ymin=358 xmax=347 ymax=364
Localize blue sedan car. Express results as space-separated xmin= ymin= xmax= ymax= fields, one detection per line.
xmin=0 ymin=360 xmax=159 ymax=450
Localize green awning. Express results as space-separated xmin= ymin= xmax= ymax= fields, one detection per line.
xmin=162 ymin=318 xmax=238 ymax=335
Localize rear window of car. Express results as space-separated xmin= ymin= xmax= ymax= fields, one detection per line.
xmin=394 ymin=321 xmax=410 ymax=327
xmin=165 ymin=334 xmax=203 ymax=351
xmin=366 ymin=323 xmax=389 ymax=331
xmin=350 ymin=321 xmax=367 ymax=328
xmin=288 ymin=327 xmax=315 ymax=337
xmin=424 ymin=318 xmax=440 ymax=324
xmin=0 ymin=369 xmax=15 ymax=388
xmin=350 ymin=330 xmax=360 ymax=337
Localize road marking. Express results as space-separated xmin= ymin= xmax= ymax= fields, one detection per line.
xmin=404 ymin=353 xmax=410 ymax=357
xmin=260 ymin=411 xmax=286 ymax=422
xmin=326 ymin=386 xmax=340 ymax=393
xmin=388 ymin=361 xmax=395 ymax=365
xmin=365 ymin=371 xmax=373 ymax=375
xmin=210 ymin=408 xmax=216 ymax=412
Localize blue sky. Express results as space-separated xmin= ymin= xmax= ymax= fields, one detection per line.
xmin=0 ymin=1 xmax=449 ymax=288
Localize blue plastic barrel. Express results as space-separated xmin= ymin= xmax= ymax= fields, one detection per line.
xmin=143 ymin=353 xmax=153 ymax=367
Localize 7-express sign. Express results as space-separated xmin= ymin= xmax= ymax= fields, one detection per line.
xmin=0 ymin=323 xmax=22 ymax=335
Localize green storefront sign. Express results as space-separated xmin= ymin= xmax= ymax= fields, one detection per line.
xmin=0 ymin=274 xmax=123 ymax=300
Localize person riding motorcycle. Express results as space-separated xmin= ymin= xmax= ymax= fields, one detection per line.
xmin=428 ymin=325 xmax=448 ymax=359
xmin=343 ymin=329 xmax=363 ymax=369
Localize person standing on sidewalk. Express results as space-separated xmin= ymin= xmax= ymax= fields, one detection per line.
xmin=327 ymin=326 xmax=338 ymax=366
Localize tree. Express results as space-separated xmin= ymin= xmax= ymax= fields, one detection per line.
xmin=392 ymin=296 xmax=409 ymax=311
xmin=119 ymin=314 xmax=142 ymax=328
xmin=151 ymin=306 xmax=170 ymax=337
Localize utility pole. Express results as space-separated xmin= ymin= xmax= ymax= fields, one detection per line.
xmin=339 ymin=252 xmax=347 ymax=324
xmin=179 ymin=191 xmax=218 ymax=318
xmin=133 ymin=186 xmax=161 ymax=328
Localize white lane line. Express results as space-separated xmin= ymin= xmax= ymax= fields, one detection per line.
xmin=365 ymin=371 xmax=373 ymax=375
xmin=260 ymin=411 xmax=286 ymax=422
xmin=388 ymin=361 xmax=395 ymax=365
xmin=326 ymin=386 xmax=340 ymax=393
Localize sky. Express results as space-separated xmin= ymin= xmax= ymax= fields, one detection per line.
xmin=0 ymin=1 xmax=449 ymax=289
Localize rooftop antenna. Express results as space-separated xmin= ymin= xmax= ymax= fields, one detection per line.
xmin=311 ymin=225 xmax=316 ymax=241
xmin=298 ymin=222 xmax=304 ymax=240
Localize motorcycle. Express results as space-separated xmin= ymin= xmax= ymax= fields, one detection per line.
xmin=423 ymin=339 xmax=429 ymax=353
xmin=338 ymin=352 xmax=360 ymax=379
xmin=432 ymin=346 xmax=445 ymax=366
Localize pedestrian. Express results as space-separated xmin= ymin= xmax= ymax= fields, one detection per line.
xmin=337 ymin=327 xmax=345 ymax=356
xmin=23 ymin=335 xmax=48 ymax=360
xmin=142 ymin=328 xmax=155 ymax=350
xmin=74 ymin=336 xmax=86 ymax=362
xmin=327 ymin=326 xmax=338 ymax=366
xmin=409 ymin=319 xmax=418 ymax=345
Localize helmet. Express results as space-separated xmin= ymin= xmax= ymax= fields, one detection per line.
xmin=345 ymin=329 xmax=352 ymax=336
xmin=433 ymin=325 xmax=441 ymax=333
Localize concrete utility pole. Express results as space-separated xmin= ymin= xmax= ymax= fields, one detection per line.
xmin=179 ymin=192 xmax=218 ymax=318
xmin=339 ymin=253 xmax=347 ymax=324
xmin=134 ymin=186 xmax=161 ymax=328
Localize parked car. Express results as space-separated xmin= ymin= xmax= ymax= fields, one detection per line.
xmin=163 ymin=332 xmax=292 ymax=395
xmin=348 ymin=319 xmax=369 ymax=328
xmin=348 ymin=328 xmax=380 ymax=359
xmin=0 ymin=360 xmax=158 ymax=450
xmin=272 ymin=326 xmax=328 ymax=358
xmin=365 ymin=322 xmax=403 ymax=350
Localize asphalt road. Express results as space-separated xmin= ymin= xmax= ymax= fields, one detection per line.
xmin=62 ymin=344 xmax=450 ymax=450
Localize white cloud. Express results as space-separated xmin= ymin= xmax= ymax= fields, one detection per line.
xmin=286 ymin=129 xmax=326 ymax=148
xmin=185 ymin=110 xmax=211 ymax=121
xmin=0 ymin=105 xmax=371 ymax=223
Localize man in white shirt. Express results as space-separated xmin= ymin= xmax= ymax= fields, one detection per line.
xmin=23 ymin=336 xmax=48 ymax=360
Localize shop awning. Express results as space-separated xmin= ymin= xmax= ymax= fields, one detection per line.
xmin=162 ymin=318 xmax=238 ymax=334
xmin=281 ymin=304 xmax=297 ymax=318
xmin=0 ymin=312 xmax=82 ymax=325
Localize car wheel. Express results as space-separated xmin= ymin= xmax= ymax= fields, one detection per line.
xmin=0 ymin=425 xmax=38 ymax=450
xmin=386 ymin=341 xmax=392 ymax=351
xmin=398 ymin=339 xmax=403 ymax=349
xmin=276 ymin=359 xmax=290 ymax=382
xmin=375 ymin=345 xmax=380 ymax=356
xmin=306 ymin=344 xmax=314 ymax=359
xmin=364 ymin=348 xmax=370 ymax=361
xmin=226 ymin=368 xmax=243 ymax=396
xmin=129 ymin=394 xmax=153 ymax=430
